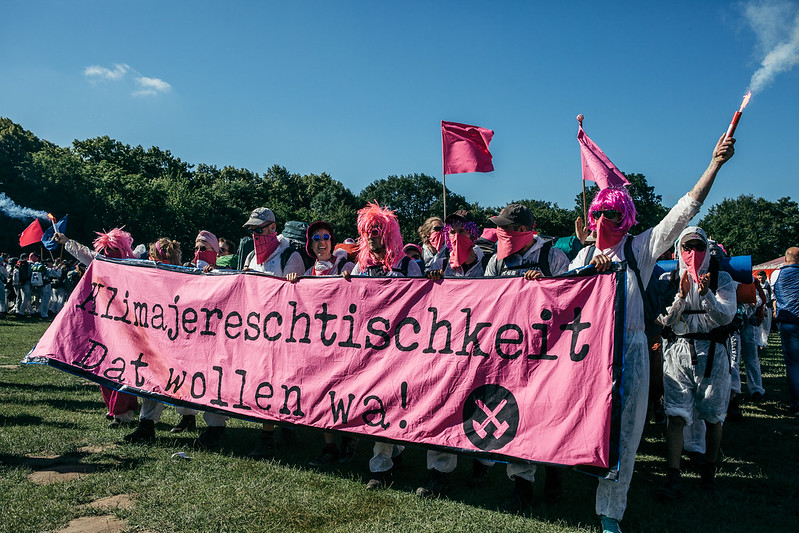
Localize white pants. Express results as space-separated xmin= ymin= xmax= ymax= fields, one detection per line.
xmin=425 ymin=451 xmax=494 ymax=474
xmin=682 ymin=419 xmax=707 ymax=454
xmin=370 ymin=442 xmax=405 ymax=473
xmin=596 ymin=330 xmax=649 ymax=522
xmin=139 ymin=397 xmax=199 ymax=422
xmin=15 ymin=283 xmax=31 ymax=315
xmin=740 ymin=322 xmax=765 ymax=395
xmin=38 ymin=285 xmax=51 ymax=317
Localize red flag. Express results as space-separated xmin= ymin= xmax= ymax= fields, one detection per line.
xmin=19 ymin=219 xmax=44 ymax=247
xmin=577 ymin=119 xmax=629 ymax=189
xmin=441 ymin=121 xmax=494 ymax=175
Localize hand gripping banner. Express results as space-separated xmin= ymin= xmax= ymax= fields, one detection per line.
xmin=26 ymin=258 xmax=626 ymax=477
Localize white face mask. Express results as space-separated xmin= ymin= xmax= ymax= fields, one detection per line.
xmin=314 ymin=260 xmax=334 ymax=273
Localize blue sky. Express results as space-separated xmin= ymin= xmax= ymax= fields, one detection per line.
xmin=2 ymin=1 xmax=798 ymax=219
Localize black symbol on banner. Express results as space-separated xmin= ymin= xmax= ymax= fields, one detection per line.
xmin=462 ymin=384 xmax=519 ymax=451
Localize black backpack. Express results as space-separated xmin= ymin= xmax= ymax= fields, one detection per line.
xmin=365 ymin=256 xmax=413 ymax=277
xmin=497 ymin=241 xmax=553 ymax=277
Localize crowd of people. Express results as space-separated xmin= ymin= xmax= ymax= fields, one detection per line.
xmin=6 ymin=132 xmax=799 ymax=533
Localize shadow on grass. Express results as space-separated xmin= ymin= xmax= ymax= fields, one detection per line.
xmin=0 ymin=413 xmax=86 ymax=430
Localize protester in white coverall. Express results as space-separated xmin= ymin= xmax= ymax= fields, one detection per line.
xmin=570 ymin=133 xmax=735 ymax=533
xmin=657 ymin=226 xmax=736 ymax=498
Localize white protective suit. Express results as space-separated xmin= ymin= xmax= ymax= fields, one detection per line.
xmin=569 ymin=194 xmax=701 ymax=521
xmin=659 ymin=227 xmax=737 ymax=425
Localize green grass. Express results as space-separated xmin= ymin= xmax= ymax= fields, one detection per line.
xmin=1 ymin=316 xmax=797 ymax=532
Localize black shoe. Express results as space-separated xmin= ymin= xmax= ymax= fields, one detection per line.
xmin=309 ymin=444 xmax=339 ymax=467
xmin=500 ymin=476 xmax=534 ymax=513
xmin=365 ymin=470 xmax=390 ymax=491
xmin=170 ymin=415 xmax=197 ymax=433
xmin=543 ymin=466 xmax=564 ymax=503
xmin=415 ymin=469 xmax=450 ymax=498
xmin=656 ymin=469 xmax=682 ymax=501
xmin=338 ymin=436 xmax=358 ymax=463
xmin=751 ymin=392 xmax=764 ymax=403
xmin=196 ymin=426 xmax=226 ymax=449
xmin=700 ymin=462 xmax=718 ymax=492
xmin=466 ymin=459 xmax=490 ymax=488
xmin=124 ymin=419 xmax=155 ymax=443
xmin=247 ymin=431 xmax=275 ymax=459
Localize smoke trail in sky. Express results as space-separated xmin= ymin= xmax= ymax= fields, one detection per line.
xmin=744 ymin=0 xmax=799 ymax=94
xmin=0 ymin=192 xmax=48 ymax=220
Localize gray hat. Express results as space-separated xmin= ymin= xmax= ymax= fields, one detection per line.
xmin=490 ymin=204 xmax=534 ymax=228
xmin=243 ymin=207 xmax=275 ymax=227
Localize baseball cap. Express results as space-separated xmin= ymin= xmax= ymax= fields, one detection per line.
xmin=243 ymin=207 xmax=275 ymax=227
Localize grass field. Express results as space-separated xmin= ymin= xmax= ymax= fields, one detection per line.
xmin=1 ymin=316 xmax=797 ymax=532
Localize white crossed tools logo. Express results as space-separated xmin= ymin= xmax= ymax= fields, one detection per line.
xmin=472 ymin=398 xmax=509 ymax=439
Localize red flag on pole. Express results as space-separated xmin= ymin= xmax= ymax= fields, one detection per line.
xmin=441 ymin=121 xmax=494 ymax=175
xmin=19 ymin=219 xmax=44 ymax=247
xmin=577 ymin=116 xmax=629 ymax=189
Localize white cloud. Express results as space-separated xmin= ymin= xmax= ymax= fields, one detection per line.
xmin=133 ymin=76 xmax=171 ymax=96
xmin=84 ymin=63 xmax=130 ymax=81
xmin=83 ymin=63 xmax=172 ymax=96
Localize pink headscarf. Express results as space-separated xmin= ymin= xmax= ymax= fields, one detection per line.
xmin=356 ymin=202 xmax=404 ymax=272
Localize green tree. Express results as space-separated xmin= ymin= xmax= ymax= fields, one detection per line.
xmin=700 ymin=195 xmax=799 ymax=265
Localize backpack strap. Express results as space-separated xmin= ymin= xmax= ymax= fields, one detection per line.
xmin=583 ymin=245 xmax=596 ymax=267
xmin=280 ymin=248 xmax=294 ymax=272
xmin=538 ymin=240 xmax=552 ymax=277
xmin=623 ymin=235 xmax=656 ymax=323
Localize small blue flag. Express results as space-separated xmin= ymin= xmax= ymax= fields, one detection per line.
xmin=41 ymin=215 xmax=68 ymax=251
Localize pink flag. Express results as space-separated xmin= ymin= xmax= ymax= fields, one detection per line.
xmin=442 ymin=121 xmax=494 ymax=175
xmin=577 ymin=117 xmax=629 ymax=189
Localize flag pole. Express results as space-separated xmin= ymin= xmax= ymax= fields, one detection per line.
xmin=582 ymin=178 xmax=587 ymax=224
xmin=577 ymin=114 xmax=587 ymax=223
xmin=442 ymin=173 xmax=448 ymax=220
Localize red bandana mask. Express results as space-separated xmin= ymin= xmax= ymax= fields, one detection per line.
xmin=681 ymin=249 xmax=706 ymax=284
xmin=253 ymin=233 xmax=279 ymax=264
xmin=429 ymin=230 xmax=446 ymax=253
xmin=496 ymin=228 xmax=536 ymax=261
xmin=194 ymin=250 xmax=217 ymax=268
xmin=449 ymin=233 xmax=474 ymax=269
xmin=595 ymin=216 xmax=626 ymax=251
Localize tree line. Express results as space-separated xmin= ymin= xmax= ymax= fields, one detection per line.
xmin=1 ymin=117 xmax=796 ymax=265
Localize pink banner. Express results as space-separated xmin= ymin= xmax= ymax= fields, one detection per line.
xmin=28 ymin=258 xmax=624 ymax=472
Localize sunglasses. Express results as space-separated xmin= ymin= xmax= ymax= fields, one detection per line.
xmin=591 ymin=209 xmax=622 ymax=220
xmin=681 ymin=242 xmax=707 ymax=252
xmin=312 ymin=233 xmax=331 ymax=242
xmin=366 ymin=228 xmax=382 ymax=238
xmin=194 ymin=245 xmax=207 ymax=252
xmin=431 ymin=226 xmax=444 ymax=232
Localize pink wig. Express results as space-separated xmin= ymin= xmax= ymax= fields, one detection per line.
xmin=587 ymin=187 xmax=637 ymax=233
xmin=356 ymin=202 xmax=404 ymax=271
xmin=93 ymin=227 xmax=135 ymax=259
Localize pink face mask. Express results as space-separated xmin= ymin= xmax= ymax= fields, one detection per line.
xmin=448 ymin=233 xmax=474 ymax=269
xmin=253 ymin=233 xmax=279 ymax=264
xmin=595 ymin=216 xmax=626 ymax=251
xmin=429 ymin=230 xmax=446 ymax=253
xmin=681 ymin=249 xmax=706 ymax=284
xmin=496 ymin=228 xmax=536 ymax=261
xmin=194 ymin=250 xmax=217 ymax=268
